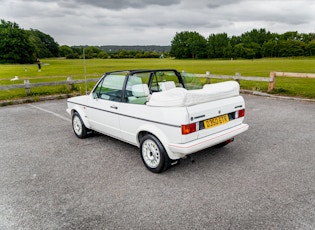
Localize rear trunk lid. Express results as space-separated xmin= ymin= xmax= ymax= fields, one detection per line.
xmin=186 ymin=95 xmax=245 ymax=139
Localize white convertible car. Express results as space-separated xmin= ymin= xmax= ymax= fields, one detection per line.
xmin=67 ymin=69 xmax=248 ymax=173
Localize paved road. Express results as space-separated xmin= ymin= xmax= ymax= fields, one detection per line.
xmin=0 ymin=95 xmax=314 ymax=229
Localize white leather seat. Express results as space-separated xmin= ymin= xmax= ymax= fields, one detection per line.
xmin=128 ymin=84 xmax=150 ymax=104
xmin=158 ymin=81 xmax=176 ymax=91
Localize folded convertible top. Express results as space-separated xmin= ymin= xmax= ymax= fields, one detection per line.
xmin=147 ymin=81 xmax=240 ymax=107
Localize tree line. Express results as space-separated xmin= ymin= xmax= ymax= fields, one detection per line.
xmin=170 ymin=29 xmax=315 ymax=59
xmin=0 ymin=19 xmax=168 ymax=63
xmin=60 ymin=45 xmax=169 ymax=59
xmin=0 ymin=20 xmax=59 ymax=63
xmin=1 ymin=19 xmax=315 ymax=64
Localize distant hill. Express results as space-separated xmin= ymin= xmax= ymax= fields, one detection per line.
xmin=99 ymin=45 xmax=171 ymax=53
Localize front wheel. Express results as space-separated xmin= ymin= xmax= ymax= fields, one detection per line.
xmin=72 ymin=112 xmax=88 ymax=138
xmin=140 ymin=134 xmax=171 ymax=173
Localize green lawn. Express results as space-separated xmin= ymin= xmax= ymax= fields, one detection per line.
xmin=1 ymin=57 xmax=315 ymax=101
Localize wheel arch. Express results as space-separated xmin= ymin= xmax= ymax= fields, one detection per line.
xmin=136 ymin=125 xmax=179 ymax=160
xmin=70 ymin=105 xmax=91 ymax=129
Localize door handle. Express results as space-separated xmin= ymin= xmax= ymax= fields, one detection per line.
xmin=110 ymin=105 xmax=118 ymax=109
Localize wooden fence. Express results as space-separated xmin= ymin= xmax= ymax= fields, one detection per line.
xmin=0 ymin=77 xmax=99 ymax=96
xmin=194 ymin=71 xmax=315 ymax=92
xmin=194 ymin=72 xmax=274 ymax=92
xmin=1 ymin=72 xmax=314 ymax=96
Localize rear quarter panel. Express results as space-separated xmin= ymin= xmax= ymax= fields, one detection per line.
xmin=118 ymin=103 xmax=195 ymax=147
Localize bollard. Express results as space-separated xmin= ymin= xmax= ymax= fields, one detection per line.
xmin=235 ymin=73 xmax=240 ymax=84
xmin=24 ymin=80 xmax=30 ymax=96
xmin=206 ymin=71 xmax=211 ymax=84
xmin=67 ymin=76 xmax=73 ymax=91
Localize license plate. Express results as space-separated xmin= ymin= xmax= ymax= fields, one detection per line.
xmin=204 ymin=114 xmax=229 ymax=129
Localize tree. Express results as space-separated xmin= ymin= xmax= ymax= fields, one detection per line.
xmin=59 ymin=45 xmax=73 ymax=57
xmin=224 ymin=42 xmax=233 ymax=58
xmin=84 ymin=46 xmax=102 ymax=58
xmin=230 ymin=35 xmax=242 ymax=47
xmin=98 ymin=51 xmax=108 ymax=59
xmin=170 ymin=31 xmax=191 ymax=59
xmin=207 ymin=33 xmax=230 ymax=58
xmin=244 ymin=48 xmax=256 ymax=59
xmin=241 ymin=28 xmax=272 ymax=47
xmin=0 ymin=19 xmax=35 ymax=63
xmin=171 ymin=28 xmax=315 ymax=59
xmin=233 ymin=43 xmax=245 ymax=58
xmin=170 ymin=31 xmax=206 ymax=59
xmin=277 ymin=40 xmax=305 ymax=57
xmin=239 ymin=29 xmax=269 ymax=58
xmin=280 ymin=31 xmax=300 ymax=41
xmin=247 ymin=42 xmax=261 ymax=58
xmin=262 ymin=40 xmax=277 ymax=57
xmin=187 ymin=32 xmax=207 ymax=59
xmin=27 ymin=29 xmax=59 ymax=58
xmin=306 ymin=40 xmax=315 ymax=56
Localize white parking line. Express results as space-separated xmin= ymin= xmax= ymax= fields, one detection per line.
xmin=28 ymin=104 xmax=71 ymax=122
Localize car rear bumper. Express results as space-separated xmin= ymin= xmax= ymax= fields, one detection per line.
xmin=168 ymin=123 xmax=249 ymax=157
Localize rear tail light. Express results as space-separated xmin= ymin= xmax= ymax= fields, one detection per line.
xmin=182 ymin=123 xmax=196 ymax=135
xmin=235 ymin=109 xmax=245 ymax=118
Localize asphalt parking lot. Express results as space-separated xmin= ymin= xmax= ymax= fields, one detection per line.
xmin=0 ymin=95 xmax=314 ymax=229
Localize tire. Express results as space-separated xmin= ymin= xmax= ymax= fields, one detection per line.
xmin=72 ymin=112 xmax=88 ymax=138
xmin=140 ymin=134 xmax=171 ymax=173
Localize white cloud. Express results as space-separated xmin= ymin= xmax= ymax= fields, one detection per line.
xmin=1 ymin=0 xmax=314 ymax=45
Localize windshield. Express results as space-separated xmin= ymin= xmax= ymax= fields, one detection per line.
xmin=92 ymin=73 xmax=125 ymax=101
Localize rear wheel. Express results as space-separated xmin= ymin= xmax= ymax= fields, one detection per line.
xmin=140 ymin=134 xmax=171 ymax=173
xmin=72 ymin=112 xmax=88 ymax=138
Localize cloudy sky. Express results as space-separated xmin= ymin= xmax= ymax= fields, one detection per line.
xmin=1 ymin=0 xmax=315 ymax=46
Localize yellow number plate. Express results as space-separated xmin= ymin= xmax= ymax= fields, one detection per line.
xmin=204 ymin=114 xmax=229 ymax=129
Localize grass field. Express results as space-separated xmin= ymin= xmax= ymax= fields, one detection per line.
xmin=1 ymin=57 xmax=315 ymax=101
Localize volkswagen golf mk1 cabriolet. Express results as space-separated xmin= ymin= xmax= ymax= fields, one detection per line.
xmin=67 ymin=69 xmax=248 ymax=173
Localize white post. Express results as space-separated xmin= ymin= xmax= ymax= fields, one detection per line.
xmin=24 ymin=80 xmax=30 ymax=95
xmin=83 ymin=48 xmax=87 ymax=95
xmin=206 ymin=71 xmax=211 ymax=84
xmin=235 ymin=73 xmax=240 ymax=84
xmin=67 ymin=76 xmax=73 ymax=91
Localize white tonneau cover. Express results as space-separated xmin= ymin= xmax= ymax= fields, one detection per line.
xmin=147 ymin=81 xmax=240 ymax=107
